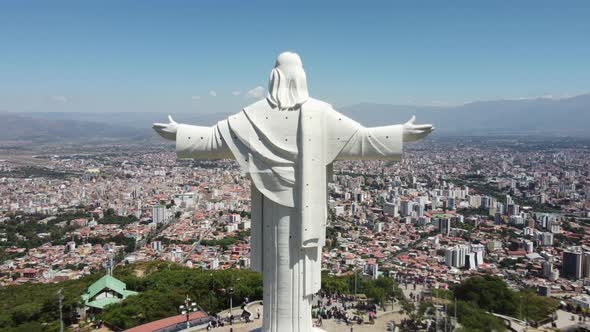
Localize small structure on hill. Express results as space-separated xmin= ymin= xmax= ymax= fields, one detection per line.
xmin=82 ymin=274 xmax=138 ymax=312
xmin=82 ymin=255 xmax=138 ymax=314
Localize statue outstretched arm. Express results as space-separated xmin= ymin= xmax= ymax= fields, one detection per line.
xmin=402 ymin=116 xmax=435 ymax=142
xmin=334 ymin=114 xmax=433 ymax=161
xmin=153 ymin=115 xmax=233 ymax=160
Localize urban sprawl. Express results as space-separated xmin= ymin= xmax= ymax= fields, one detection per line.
xmin=1 ymin=136 xmax=590 ymax=311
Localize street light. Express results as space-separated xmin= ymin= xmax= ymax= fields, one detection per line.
xmin=227 ymin=277 xmax=241 ymax=326
xmin=209 ymin=273 xmax=214 ymax=309
xmin=57 ymin=289 xmax=64 ymax=332
xmin=179 ymin=294 xmax=199 ymax=329
xmin=228 ymin=287 xmax=234 ymax=325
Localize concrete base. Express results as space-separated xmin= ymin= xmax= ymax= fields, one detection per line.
xmin=250 ymin=329 xmax=326 ymax=332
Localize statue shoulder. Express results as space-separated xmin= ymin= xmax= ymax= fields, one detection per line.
xmin=305 ymin=97 xmax=333 ymax=111
xmin=244 ymin=98 xmax=273 ymax=112
xmin=244 ymin=97 xmax=334 ymax=113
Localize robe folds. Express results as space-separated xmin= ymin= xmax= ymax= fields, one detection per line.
xmin=176 ymin=97 xmax=403 ymax=296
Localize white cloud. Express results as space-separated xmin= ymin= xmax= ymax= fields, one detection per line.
xmin=209 ymin=90 xmax=217 ymax=97
xmin=50 ymin=95 xmax=68 ymax=103
xmin=191 ymin=95 xmax=201 ymax=100
xmin=246 ymin=86 xmax=265 ymax=99
xmin=232 ymin=90 xmax=242 ymax=96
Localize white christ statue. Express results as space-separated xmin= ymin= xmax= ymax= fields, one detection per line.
xmin=153 ymin=52 xmax=433 ymax=332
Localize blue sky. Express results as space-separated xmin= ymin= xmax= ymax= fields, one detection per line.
xmin=1 ymin=0 xmax=589 ymax=114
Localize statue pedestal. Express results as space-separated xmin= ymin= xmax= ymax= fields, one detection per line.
xmin=259 ymin=198 xmax=318 ymax=332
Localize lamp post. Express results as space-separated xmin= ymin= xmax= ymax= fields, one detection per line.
xmin=57 ymin=289 xmax=64 ymax=332
xmin=228 ymin=287 xmax=234 ymax=325
xmin=228 ymin=277 xmax=240 ymax=325
xmin=392 ymin=278 xmax=396 ymax=311
xmin=209 ymin=273 xmax=214 ymax=310
xmin=179 ymin=294 xmax=198 ymax=329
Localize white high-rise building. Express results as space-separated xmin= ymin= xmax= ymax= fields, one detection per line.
xmin=66 ymin=241 xmax=76 ymax=252
xmin=507 ymin=203 xmax=519 ymax=216
xmin=543 ymin=261 xmax=559 ymax=281
xmin=524 ymin=240 xmax=534 ymax=253
xmin=470 ymin=243 xmax=485 ymax=265
xmin=510 ymin=215 xmax=524 ymax=226
xmin=151 ymin=241 xmax=162 ymax=251
xmin=469 ymin=195 xmax=482 ymax=209
xmin=465 ymin=252 xmax=477 ymax=270
xmin=548 ymin=219 xmax=561 ymax=234
xmin=539 ymin=214 xmax=550 ymax=228
xmin=383 ymin=202 xmax=398 ymax=216
xmin=540 ymin=232 xmax=553 ymax=246
xmin=173 ymin=192 xmax=196 ymax=208
xmin=445 ymin=245 xmax=469 ymax=268
xmin=400 ymin=200 xmax=412 ymax=217
xmin=210 ymin=257 xmax=219 ymax=270
xmin=447 ymin=197 xmax=456 ymax=211
xmin=416 ymin=204 xmax=425 ymax=217
xmin=563 ymin=247 xmax=584 ymax=280
xmin=481 ymin=196 xmax=491 ymax=209
xmin=374 ymin=222 xmax=384 ymax=233
xmin=229 ymin=214 xmax=242 ymax=223
xmin=152 ymin=205 xmax=168 ymax=224
xmin=435 ymin=218 xmax=451 ymax=236
xmin=351 ymin=202 xmax=358 ymax=214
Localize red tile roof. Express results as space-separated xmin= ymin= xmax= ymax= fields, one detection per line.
xmin=124 ymin=311 xmax=209 ymax=332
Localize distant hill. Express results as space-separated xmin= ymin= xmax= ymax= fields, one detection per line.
xmin=0 ymin=112 xmax=149 ymax=143
xmin=1 ymin=93 xmax=589 ymax=143
xmin=339 ymin=93 xmax=590 ymax=136
xmin=23 ymin=111 xmax=230 ymax=129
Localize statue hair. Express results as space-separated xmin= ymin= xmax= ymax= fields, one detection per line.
xmin=267 ymin=52 xmax=309 ymax=110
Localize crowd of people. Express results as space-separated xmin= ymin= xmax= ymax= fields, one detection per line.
xmin=206 ymin=298 xmax=260 ymax=330
xmin=204 ymin=292 xmax=385 ymax=329
xmin=311 ymin=292 xmax=379 ymax=327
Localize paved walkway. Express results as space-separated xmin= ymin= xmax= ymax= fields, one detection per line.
xmin=212 ymin=301 xmax=406 ymax=332
xmin=540 ymin=309 xmax=586 ymax=330
xmin=400 ymin=282 xmax=425 ymax=302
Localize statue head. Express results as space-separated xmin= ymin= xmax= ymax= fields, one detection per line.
xmin=267 ymin=52 xmax=309 ymax=110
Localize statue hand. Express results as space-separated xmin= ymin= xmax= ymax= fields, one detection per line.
xmin=153 ymin=115 xmax=179 ymax=141
xmin=402 ymin=116 xmax=434 ymax=142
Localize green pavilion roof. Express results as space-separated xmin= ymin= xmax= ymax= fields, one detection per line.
xmin=82 ymin=275 xmax=138 ymax=309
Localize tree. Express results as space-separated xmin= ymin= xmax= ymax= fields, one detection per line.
xmin=453 ymin=275 xmax=516 ymax=315
xmin=0 ymin=273 xmax=98 ymax=331
xmin=451 ymin=300 xmax=506 ymax=332
xmin=452 ymin=276 xmax=558 ymax=324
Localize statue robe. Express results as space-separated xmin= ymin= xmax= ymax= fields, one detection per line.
xmin=175 ymin=97 xmax=403 ymax=331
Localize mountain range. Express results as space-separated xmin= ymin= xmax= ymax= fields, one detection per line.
xmin=1 ymin=93 xmax=589 ymax=143
xmin=340 ymin=93 xmax=590 ymax=136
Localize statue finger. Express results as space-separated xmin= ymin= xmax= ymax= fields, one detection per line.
xmin=412 ymin=124 xmax=432 ymax=130
xmin=405 ymin=115 xmax=416 ymax=125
